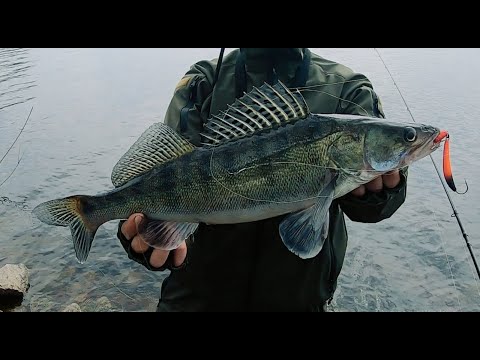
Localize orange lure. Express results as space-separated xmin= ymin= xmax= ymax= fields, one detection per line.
xmin=433 ymin=130 xmax=466 ymax=193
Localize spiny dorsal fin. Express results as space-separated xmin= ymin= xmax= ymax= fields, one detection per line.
xmin=200 ymin=81 xmax=309 ymax=146
xmin=111 ymin=122 xmax=195 ymax=187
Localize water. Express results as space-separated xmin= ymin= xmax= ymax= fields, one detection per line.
xmin=1 ymin=48 xmax=479 ymax=312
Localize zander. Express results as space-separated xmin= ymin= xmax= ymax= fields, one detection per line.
xmin=33 ymin=81 xmax=443 ymax=263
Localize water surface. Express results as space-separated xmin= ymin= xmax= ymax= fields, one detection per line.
xmin=1 ymin=48 xmax=479 ymax=311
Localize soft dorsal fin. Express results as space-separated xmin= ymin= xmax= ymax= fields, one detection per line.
xmin=200 ymin=81 xmax=309 ymax=146
xmin=111 ymin=122 xmax=195 ymax=187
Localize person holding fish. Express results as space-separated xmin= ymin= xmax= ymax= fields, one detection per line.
xmin=116 ymin=48 xmax=407 ymax=312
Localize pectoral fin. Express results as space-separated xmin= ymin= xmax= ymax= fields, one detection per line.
xmin=279 ymin=179 xmax=335 ymax=259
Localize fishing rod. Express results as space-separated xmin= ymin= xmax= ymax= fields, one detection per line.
xmin=0 ymin=106 xmax=33 ymax=189
xmin=213 ymin=48 xmax=226 ymax=89
xmin=373 ymin=48 xmax=480 ymax=280
xmin=0 ymin=106 xmax=33 ymax=165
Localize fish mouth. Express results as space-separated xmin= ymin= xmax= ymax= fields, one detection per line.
xmin=433 ymin=130 xmax=448 ymax=144
xmin=401 ymin=128 xmax=442 ymax=166
xmin=430 ymin=129 xmax=446 ymax=151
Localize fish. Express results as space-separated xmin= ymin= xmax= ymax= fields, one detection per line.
xmin=32 ymin=81 xmax=445 ymax=263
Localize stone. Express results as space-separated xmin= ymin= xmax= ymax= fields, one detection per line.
xmin=0 ymin=264 xmax=30 ymax=309
xmin=95 ymin=296 xmax=114 ymax=312
xmin=62 ymin=303 xmax=82 ymax=312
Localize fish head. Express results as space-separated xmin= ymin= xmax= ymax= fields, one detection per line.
xmin=363 ymin=121 xmax=441 ymax=172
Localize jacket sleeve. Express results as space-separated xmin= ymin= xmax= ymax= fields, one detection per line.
xmin=163 ymin=60 xmax=215 ymax=144
xmin=116 ymin=61 xmax=215 ymax=270
xmin=336 ymin=73 xmax=409 ymax=223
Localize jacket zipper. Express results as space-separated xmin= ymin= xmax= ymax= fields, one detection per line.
xmin=327 ymin=210 xmax=336 ymax=305
xmin=180 ymin=78 xmax=198 ymax=133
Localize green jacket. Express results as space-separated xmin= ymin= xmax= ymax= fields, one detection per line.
xmin=118 ymin=48 xmax=408 ymax=311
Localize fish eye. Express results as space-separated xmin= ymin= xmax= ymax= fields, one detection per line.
xmin=404 ymin=127 xmax=417 ymax=142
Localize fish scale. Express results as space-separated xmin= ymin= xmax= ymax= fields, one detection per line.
xmin=32 ymin=81 xmax=443 ymax=263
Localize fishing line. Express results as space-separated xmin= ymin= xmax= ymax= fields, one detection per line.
xmin=0 ymin=106 xmax=33 ymax=165
xmin=92 ymin=265 xmax=134 ymax=302
xmin=433 ymin=197 xmax=480 ymax=305
xmin=0 ymin=106 xmax=33 ymax=189
xmin=299 ymin=88 xmax=371 ymax=116
xmin=373 ymin=48 xmax=480 ymax=281
xmin=421 ymin=197 xmax=462 ymax=309
xmin=295 ymin=78 xmax=371 ymax=90
xmin=0 ymin=151 xmax=25 ymax=188
xmin=208 ymin=146 xmax=336 ymax=204
xmin=207 ymin=103 xmax=416 ymax=205
xmin=61 ymin=232 xmax=136 ymax=305
xmin=226 ymin=161 xmax=391 ymax=176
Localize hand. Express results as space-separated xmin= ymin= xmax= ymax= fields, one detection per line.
xmin=350 ymin=170 xmax=400 ymax=197
xmin=121 ymin=213 xmax=187 ymax=269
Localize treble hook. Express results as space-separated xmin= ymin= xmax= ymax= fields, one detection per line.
xmin=445 ymin=175 xmax=469 ymax=195
xmin=454 ymin=179 xmax=469 ymax=195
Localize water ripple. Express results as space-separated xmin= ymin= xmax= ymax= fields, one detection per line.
xmin=0 ymin=48 xmax=36 ymax=111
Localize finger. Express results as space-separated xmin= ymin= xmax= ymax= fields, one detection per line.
xmin=382 ymin=170 xmax=400 ymax=188
xmin=172 ymin=241 xmax=187 ymax=267
xmin=149 ymin=249 xmax=170 ymax=268
xmin=365 ymin=176 xmax=383 ymax=193
xmin=121 ymin=213 xmax=144 ymax=240
xmin=131 ymin=234 xmax=151 ymax=253
xmin=350 ymin=184 xmax=366 ymax=197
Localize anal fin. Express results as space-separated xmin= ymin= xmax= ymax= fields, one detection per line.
xmin=137 ymin=220 xmax=199 ymax=250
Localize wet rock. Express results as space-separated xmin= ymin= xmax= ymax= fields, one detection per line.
xmin=95 ymin=296 xmax=115 ymax=312
xmin=73 ymin=292 xmax=89 ymax=304
xmin=0 ymin=264 xmax=29 ymax=309
xmin=62 ymin=303 xmax=82 ymax=312
xmin=29 ymin=295 xmax=56 ymax=312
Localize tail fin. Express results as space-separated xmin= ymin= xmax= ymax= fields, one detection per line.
xmin=32 ymin=196 xmax=100 ymax=264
